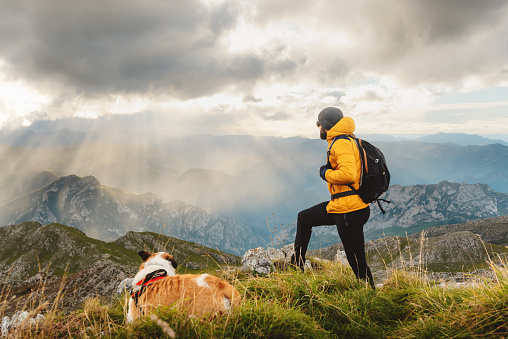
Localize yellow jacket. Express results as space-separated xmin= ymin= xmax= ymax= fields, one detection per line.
xmin=323 ymin=116 xmax=369 ymax=214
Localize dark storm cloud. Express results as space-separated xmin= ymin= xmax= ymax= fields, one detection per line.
xmin=0 ymin=0 xmax=302 ymax=99
xmin=257 ymin=0 xmax=508 ymax=86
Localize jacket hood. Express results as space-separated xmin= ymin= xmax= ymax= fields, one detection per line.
xmin=327 ymin=116 xmax=355 ymax=141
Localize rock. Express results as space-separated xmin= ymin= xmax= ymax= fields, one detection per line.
xmin=2 ymin=316 xmax=10 ymax=337
xmin=117 ymin=278 xmax=134 ymax=294
xmin=12 ymin=311 xmax=29 ymax=328
xmin=183 ymin=262 xmax=202 ymax=270
xmin=336 ymin=250 xmax=348 ymax=265
xmin=241 ymin=244 xmax=312 ymax=274
xmin=1 ymin=312 xmax=44 ymax=337
xmin=241 ymin=247 xmax=273 ymax=274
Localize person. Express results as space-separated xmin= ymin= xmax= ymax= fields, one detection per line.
xmin=290 ymin=107 xmax=375 ymax=288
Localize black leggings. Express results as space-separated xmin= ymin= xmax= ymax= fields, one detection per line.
xmin=293 ymin=202 xmax=374 ymax=287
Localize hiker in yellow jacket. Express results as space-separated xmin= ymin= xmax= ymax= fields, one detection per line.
xmin=291 ymin=107 xmax=374 ymax=288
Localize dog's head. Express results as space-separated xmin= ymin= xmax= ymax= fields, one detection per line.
xmin=132 ymin=251 xmax=178 ymax=285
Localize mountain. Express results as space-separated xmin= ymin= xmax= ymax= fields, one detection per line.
xmin=413 ymin=214 xmax=508 ymax=246
xmin=379 ymin=141 xmax=508 ymax=193
xmin=367 ymin=181 xmax=508 ymax=232
xmin=0 ymin=170 xmax=59 ymax=205
xmin=0 ymin=175 xmax=264 ymax=255
xmin=113 ymin=231 xmax=240 ymax=269
xmin=0 ymin=140 xmax=325 ymax=230
xmin=0 ymin=142 xmax=182 ymax=204
xmin=274 ymin=181 xmax=508 ymax=250
xmin=0 ymin=222 xmax=138 ymax=283
xmin=415 ymin=132 xmax=508 ymax=147
xmin=356 ymin=134 xmax=409 ymax=142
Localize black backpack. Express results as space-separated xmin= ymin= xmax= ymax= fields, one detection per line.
xmin=328 ymin=135 xmax=391 ymax=213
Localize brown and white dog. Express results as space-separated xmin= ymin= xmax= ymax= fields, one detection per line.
xmin=126 ymin=251 xmax=241 ymax=323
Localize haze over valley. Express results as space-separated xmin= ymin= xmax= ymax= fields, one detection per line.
xmin=1 ymin=128 xmax=508 ymax=253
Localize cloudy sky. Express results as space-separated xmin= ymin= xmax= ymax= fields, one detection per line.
xmin=0 ymin=0 xmax=507 ymax=138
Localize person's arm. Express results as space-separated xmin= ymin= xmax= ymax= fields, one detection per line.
xmin=324 ymin=139 xmax=356 ymax=185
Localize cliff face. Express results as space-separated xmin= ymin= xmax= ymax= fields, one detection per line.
xmin=0 ymin=175 xmax=264 ymax=255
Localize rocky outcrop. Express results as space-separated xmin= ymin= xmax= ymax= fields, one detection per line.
xmin=1 ymin=259 xmax=130 ymax=317
xmin=241 ymin=245 xmax=312 ymax=274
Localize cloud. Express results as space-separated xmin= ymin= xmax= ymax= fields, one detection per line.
xmin=264 ymin=111 xmax=290 ymax=121
xmin=0 ymin=0 xmax=306 ymax=100
xmin=0 ymin=0 xmax=507 ymax=135
xmin=257 ymin=0 xmax=508 ymax=87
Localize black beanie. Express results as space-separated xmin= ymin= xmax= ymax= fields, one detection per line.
xmin=317 ymin=107 xmax=344 ymax=130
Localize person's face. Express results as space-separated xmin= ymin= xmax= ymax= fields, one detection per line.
xmin=317 ymin=121 xmax=327 ymax=140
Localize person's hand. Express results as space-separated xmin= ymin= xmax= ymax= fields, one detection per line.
xmin=319 ymin=163 xmax=332 ymax=181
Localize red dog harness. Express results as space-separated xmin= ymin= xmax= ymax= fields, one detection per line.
xmin=131 ymin=269 xmax=168 ymax=307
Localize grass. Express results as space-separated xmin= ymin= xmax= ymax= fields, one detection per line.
xmin=3 ymin=258 xmax=508 ymax=338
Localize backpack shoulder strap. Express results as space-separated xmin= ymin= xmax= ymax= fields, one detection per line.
xmin=328 ymin=135 xmax=366 ymax=182
xmin=327 ymin=135 xmax=352 ymax=164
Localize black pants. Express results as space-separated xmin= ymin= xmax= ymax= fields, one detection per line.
xmin=292 ymin=202 xmax=374 ymax=287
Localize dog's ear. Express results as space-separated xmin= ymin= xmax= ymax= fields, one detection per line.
xmin=170 ymin=258 xmax=178 ymax=269
xmin=168 ymin=255 xmax=178 ymax=269
xmin=138 ymin=251 xmax=152 ymax=261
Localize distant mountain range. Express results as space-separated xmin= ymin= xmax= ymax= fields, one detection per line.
xmin=7 ymin=174 xmax=507 ymax=254
xmin=0 ymin=175 xmax=264 ymax=255
xmin=276 ymin=181 xmax=508 ymax=250
xmin=2 ymin=129 xmax=507 ymax=148
xmin=414 ymin=132 xmax=508 ymax=147
xmin=1 ymin=130 xmax=508 ymax=236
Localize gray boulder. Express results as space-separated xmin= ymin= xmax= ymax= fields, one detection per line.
xmin=1 ymin=312 xmax=44 ymax=338
xmin=1 ymin=316 xmax=10 ymax=337
xmin=117 ymin=278 xmax=134 ymax=294
xmin=241 ymin=244 xmax=311 ymax=274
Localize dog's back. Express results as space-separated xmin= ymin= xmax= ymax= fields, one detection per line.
xmin=129 ymin=273 xmax=241 ymax=320
xmin=126 ymin=251 xmax=241 ymax=322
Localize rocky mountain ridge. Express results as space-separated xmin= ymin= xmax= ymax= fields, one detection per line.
xmin=412 ymin=214 xmax=508 ymax=245
xmin=308 ymin=221 xmax=508 ymax=282
xmin=369 ymin=180 xmax=508 ymax=230
xmin=2 ymin=132 xmax=508 ymax=235
xmin=275 ymin=181 xmax=508 ymax=249
xmin=0 ymin=175 xmax=263 ymax=255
